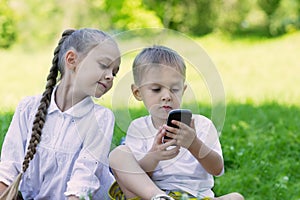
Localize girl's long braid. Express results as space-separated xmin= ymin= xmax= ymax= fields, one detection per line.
xmin=22 ymin=29 xmax=75 ymax=173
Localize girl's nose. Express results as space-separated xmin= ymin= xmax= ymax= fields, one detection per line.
xmin=105 ymin=72 xmax=114 ymax=81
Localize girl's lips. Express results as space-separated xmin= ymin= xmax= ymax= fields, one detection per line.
xmin=98 ymin=82 xmax=107 ymax=89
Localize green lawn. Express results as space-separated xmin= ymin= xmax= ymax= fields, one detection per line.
xmin=0 ymin=31 xmax=299 ymax=199
xmin=1 ymin=102 xmax=299 ymax=199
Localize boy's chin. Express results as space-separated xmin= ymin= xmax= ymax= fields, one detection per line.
xmin=151 ymin=115 xmax=168 ymax=123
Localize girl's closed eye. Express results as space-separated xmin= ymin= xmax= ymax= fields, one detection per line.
xmin=99 ymin=62 xmax=108 ymax=69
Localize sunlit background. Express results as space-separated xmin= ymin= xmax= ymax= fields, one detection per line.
xmin=1 ymin=0 xmax=300 ymax=110
xmin=0 ymin=0 xmax=300 ymax=199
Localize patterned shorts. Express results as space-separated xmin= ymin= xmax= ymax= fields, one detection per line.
xmin=108 ymin=181 xmax=211 ymax=200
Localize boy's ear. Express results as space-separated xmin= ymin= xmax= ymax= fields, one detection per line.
xmin=183 ymin=84 xmax=187 ymax=95
xmin=131 ymin=84 xmax=142 ymax=101
xmin=65 ymin=50 xmax=78 ymax=71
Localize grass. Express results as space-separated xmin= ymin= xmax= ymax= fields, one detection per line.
xmin=111 ymin=102 xmax=300 ymax=199
xmin=1 ymin=102 xmax=299 ymax=199
xmin=214 ymin=102 xmax=300 ymax=199
xmin=1 ymin=31 xmax=300 ymax=199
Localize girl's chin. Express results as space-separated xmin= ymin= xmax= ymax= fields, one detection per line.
xmin=93 ymin=91 xmax=105 ymax=98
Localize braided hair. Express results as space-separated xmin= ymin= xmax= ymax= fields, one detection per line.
xmin=22 ymin=28 xmax=112 ymax=173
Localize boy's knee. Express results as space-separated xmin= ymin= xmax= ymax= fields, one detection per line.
xmin=231 ymin=192 xmax=244 ymax=200
xmin=216 ymin=192 xmax=244 ymax=200
xmin=109 ymin=145 xmax=132 ymax=166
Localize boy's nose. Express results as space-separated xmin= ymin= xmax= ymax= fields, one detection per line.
xmin=161 ymin=90 xmax=171 ymax=101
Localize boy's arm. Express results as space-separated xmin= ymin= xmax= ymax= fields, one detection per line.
xmin=0 ymin=182 xmax=8 ymax=195
xmin=188 ymin=137 xmax=223 ymax=176
xmin=164 ymin=118 xmax=223 ymax=176
xmin=138 ymin=153 xmax=160 ymax=177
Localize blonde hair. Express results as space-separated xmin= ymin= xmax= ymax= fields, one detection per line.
xmin=22 ymin=28 xmax=113 ymax=173
xmin=132 ymin=45 xmax=186 ymax=85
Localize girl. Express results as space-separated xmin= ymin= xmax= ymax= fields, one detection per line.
xmin=0 ymin=28 xmax=121 ymax=199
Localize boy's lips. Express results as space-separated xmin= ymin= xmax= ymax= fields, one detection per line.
xmin=162 ymin=105 xmax=172 ymax=111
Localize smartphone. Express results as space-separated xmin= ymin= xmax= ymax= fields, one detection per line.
xmin=163 ymin=109 xmax=192 ymax=141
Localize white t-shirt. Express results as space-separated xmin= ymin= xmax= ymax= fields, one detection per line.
xmin=125 ymin=115 xmax=224 ymax=198
xmin=0 ymin=92 xmax=114 ymax=199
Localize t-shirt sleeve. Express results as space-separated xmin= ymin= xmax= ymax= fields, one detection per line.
xmin=125 ymin=120 xmax=148 ymax=161
xmin=195 ymin=115 xmax=224 ymax=176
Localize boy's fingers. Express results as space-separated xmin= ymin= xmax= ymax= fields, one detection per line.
xmin=165 ymin=132 xmax=176 ymax=139
xmin=154 ymin=127 xmax=165 ymax=143
xmin=162 ymin=139 xmax=177 ymax=148
xmin=163 ymin=124 xmax=177 ymax=134
xmin=164 ymin=146 xmax=180 ymax=156
xmin=190 ymin=118 xmax=195 ymax=129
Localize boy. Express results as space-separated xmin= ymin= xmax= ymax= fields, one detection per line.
xmin=109 ymin=46 xmax=244 ymax=200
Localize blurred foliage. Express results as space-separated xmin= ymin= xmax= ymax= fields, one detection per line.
xmin=1 ymin=0 xmax=300 ymax=49
xmin=0 ymin=0 xmax=17 ymax=48
xmin=103 ymin=0 xmax=162 ymax=31
xmin=143 ymin=0 xmax=220 ymax=36
xmin=258 ymin=0 xmax=281 ymax=16
xmin=216 ymin=0 xmax=252 ymax=35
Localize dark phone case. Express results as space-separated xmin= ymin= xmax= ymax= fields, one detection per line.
xmin=164 ymin=109 xmax=192 ymax=140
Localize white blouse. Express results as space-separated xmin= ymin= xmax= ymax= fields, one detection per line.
xmin=0 ymin=91 xmax=115 ymax=199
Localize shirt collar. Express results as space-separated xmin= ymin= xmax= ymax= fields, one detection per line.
xmin=48 ymin=87 xmax=94 ymax=118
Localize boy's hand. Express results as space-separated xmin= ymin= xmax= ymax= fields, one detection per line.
xmin=139 ymin=127 xmax=180 ymax=174
xmin=163 ymin=119 xmax=196 ymax=149
xmin=148 ymin=127 xmax=180 ymax=161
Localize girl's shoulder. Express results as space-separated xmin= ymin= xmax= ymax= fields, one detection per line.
xmin=92 ymin=104 xmax=115 ymax=121
xmin=16 ymin=94 xmax=42 ymax=112
xmin=93 ymin=104 xmax=114 ymax=115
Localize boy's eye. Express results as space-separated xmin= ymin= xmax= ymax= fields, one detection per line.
xmin=151 ymin=88 xmax=161 ymax=92
xmin=171 ymin=88 xmax=180 ymax=93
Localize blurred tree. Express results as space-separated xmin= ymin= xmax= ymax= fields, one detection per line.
xmin=181 ymin=0 xmax=220 ymax=35
xmin=257 ymin=0 xmax=282 ymax=35
xmin=102 ymin=0 xmax=163 ymax=31
xmin=270 ymin=0 xmax=300 ymax=35
xmin=143 ymin=0 xmax=219 ymax=36
xmin=85 ymin=0 xmax=112 ymax=30
xmin=142 ymin=0 xmax=182 ymax=29
xmin=4 ymin=0 xmax=299 ymax=49
xmin=258 ymin=0 xmax=281 ymax=16
xmin=0 ymin=0 xmax=17 ymax=49
xmin=12 ymin=0 xmax=63 ymax=49
xmin=216 ymin=0 xmax=252 ymax=35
